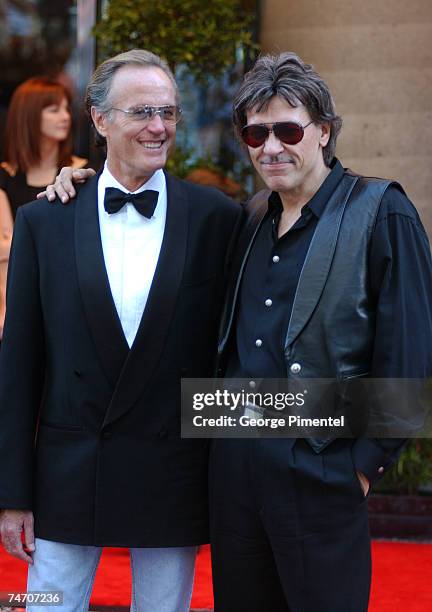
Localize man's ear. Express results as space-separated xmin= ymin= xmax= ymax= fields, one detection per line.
xmin=91 ymin=107 xmax=108 ymax=138
xmin=319 ymin=122 xmax=331 ymax=148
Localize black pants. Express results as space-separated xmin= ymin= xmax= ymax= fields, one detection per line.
xmin=209 ymin=438 xmax=371 ymax=612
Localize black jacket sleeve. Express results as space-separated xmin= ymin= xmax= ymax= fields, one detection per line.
xmin=352 ymin=187 xmax=432 ymax=483
xmin=0 ymin=207 xmax=45 ymax=509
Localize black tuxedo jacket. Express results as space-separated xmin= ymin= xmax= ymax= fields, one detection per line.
xmin=0 ymin=171 xmax=241 ymax=546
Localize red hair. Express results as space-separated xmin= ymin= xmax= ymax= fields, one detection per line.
xmin=3 ymin=77 xmax=73 ymax=173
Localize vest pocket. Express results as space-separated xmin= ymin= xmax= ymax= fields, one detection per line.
xmin=339 ymin=370 xmax=370 ymax=380
xmin=39 ymin=420 xmax=85 ymax=432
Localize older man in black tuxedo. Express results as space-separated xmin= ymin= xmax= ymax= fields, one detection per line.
xmin=0 ymin=49 xmax=240 ymax=611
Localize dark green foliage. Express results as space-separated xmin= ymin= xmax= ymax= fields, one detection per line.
xmin=375 ymin=439 xmax=432 ymax=495
xmin=165 ymin=144 xmax=221 ymax=179
xmin=94 ymin=0 xmax=257 ymax=83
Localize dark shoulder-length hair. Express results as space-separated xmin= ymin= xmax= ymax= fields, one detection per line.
xmin=233 ymin=52 xmax=342 ymax=166
xmin=3 ymin=77 xmax=73 ymax=173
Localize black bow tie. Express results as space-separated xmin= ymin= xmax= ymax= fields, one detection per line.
xmin=104 ymin=187 xmax=158 ymax=218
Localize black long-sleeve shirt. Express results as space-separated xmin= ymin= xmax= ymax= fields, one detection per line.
xmin=228 ymin=158 xmax=432 ymax=381
xmin=226 ymin=159 xmax=432 ymax=482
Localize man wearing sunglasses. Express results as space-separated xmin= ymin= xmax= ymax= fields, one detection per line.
xmin=211 ymin=52 xmax=432 ymax=612
xmin=0 ymin=49 xmax=240 ymax=611
xmin=29 ymin=51 xmax=431 ymax=612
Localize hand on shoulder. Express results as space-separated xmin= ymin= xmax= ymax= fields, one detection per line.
xmin=37 ymin=164 xmax=96 ymax=204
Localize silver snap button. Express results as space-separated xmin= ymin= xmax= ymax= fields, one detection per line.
xmin=265 ymin=299 xmax=272 ymax=307
xmin=249 ymin=380 xmax=256 ymax=389
xmin=255 ymin=339 xmax=263 ymax=347
xmin=290 ymin=362 xmax=301 ymax=374
xmin=272 ymin=255 xmax=280 ymax=263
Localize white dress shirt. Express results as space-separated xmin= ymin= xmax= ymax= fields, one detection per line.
xmin=97 ymin=164 xmax=167 ymax=348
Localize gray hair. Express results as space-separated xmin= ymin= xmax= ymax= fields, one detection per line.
xmin=85 ymin=49 xmax=179 ymax=146
xmin=232 ymin=52 xmax=342 ymax=166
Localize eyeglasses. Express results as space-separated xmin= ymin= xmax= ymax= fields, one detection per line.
xmin=109 ymin=105 xmax=182 ymax=124
xmin=241 ymin=120 xmax=314 ymax=148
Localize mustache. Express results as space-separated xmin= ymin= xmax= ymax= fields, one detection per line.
xmin=259 ymin=154 xmax=294 ymax=164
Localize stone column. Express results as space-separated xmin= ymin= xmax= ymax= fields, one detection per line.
xmin=260 ymin=0 xmax=432 ymax=236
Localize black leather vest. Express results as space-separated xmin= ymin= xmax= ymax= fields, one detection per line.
xmin=218 ymin=170 xmax=402 ymax=451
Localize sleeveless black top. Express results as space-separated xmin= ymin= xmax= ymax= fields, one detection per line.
xmin=0 ymin=167 xmax=57 ymax=220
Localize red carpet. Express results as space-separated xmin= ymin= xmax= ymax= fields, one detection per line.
xmin=1 ymin=542 xmax=431 ymax=610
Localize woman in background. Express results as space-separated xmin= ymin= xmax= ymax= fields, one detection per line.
xmin=0 ymin=76 xmax=86 ymax=338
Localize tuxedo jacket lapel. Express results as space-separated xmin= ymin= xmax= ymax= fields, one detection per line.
xmin=75 ymin=172 xmax=129 ymax=388
xmin=103 ymin=172 xmax=189 ymax=426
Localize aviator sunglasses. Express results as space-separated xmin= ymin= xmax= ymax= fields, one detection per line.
xmin=109 ymin=105 xmax=182 ymax=124
xmin=241 ymin=120 xmax=314 ymax=148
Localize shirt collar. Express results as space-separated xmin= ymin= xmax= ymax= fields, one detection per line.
xmin=268 ymin=157 xmax=344 ymax=219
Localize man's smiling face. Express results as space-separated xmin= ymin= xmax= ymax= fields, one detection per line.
xmin=92 ymin=65 xmax=177 ymax=190
xmin=245 ymin=96 xmax=330 ymax=198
